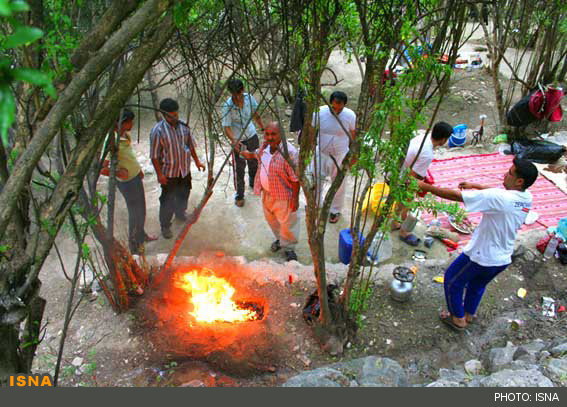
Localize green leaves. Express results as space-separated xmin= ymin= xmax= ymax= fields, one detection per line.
xmin=0 ymin=0 xmax=29 ymax=15
xmin=3 ymin=26 xmax=43 ymax=48
xmin=12 ymin=68 xmax=56 ymax=97
xmin=0 ymin=84 xmax=16 ymax=147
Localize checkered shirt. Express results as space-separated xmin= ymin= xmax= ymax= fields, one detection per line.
xmin=253 ymin=141 xmax=299 ymax=201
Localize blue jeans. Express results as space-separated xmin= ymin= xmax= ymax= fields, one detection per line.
xmin=444 ymin=253 xmax=509 ymax=318
xmin=117 ymin=172 xmax=146 ymax=252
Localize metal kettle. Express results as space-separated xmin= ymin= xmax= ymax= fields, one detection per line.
xmin=390 ymin=266 xmax=417 ymax=302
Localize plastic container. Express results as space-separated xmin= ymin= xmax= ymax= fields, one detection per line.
xmin=339 ymin=229 xmax=365 ymax=265
xmin=366 ymin=232 xmax=393 ymax=266
xmin=543 ymin=233 xmax=561 ymax=259
xmin=361 ymin=182 xmax=390 ymax=215
xmin=448 ymin=124 xmax=467 ymax=147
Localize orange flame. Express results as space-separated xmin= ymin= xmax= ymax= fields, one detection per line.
xmin=175 ymin=269 xmax=257 ymax=323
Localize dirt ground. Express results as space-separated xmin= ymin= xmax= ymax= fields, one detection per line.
xmin=32 ymin=25 xmax=567 ymax=386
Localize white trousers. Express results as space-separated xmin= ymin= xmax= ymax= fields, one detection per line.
xmin=262 ymin=192 xmax=300 ymax=249
xmin=308 ymin=147 xmax=348 ymax=214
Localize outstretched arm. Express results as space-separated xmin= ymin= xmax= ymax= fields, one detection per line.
xmin=459 ymin=181 xmax=489 ymax=190
xmin=418 ymin=181 xmax=463 ymax=202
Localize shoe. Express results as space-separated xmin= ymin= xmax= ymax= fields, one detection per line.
xmin=162 ymin=228 xmax=173 ymax=239
xmin=399 ymin=234 xmax=421 ymax=246
xmin=270 ymin=240 xmax=281 ymax=252
xmin=235 ymin=198 xmax=245 ymax=207
xmin=284 ymin=249 xmax=298 ymax=262
xmin=329 ymin=213 xmax=341 ymax=224
xmin=175 ymin=212 xmax=188 ymax=222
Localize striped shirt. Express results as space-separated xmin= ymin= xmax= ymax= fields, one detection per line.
xmin=253 ymin=141 xmax=299 ymax=201
xmin=149 ymin=120 xmax=194 ymax=178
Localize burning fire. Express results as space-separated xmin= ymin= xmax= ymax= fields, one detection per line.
xmin=175 ymin=269 xmax=259 ymax=323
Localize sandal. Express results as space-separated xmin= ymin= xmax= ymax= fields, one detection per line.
xmin=329 ymin=213 xmax=341 ymax=224
xmin=399 ymin=234 xmax=421 ymax=246
xmin=270 ymin=240 xmax=281 ymax=252
xmin=439 ymin=311 xmax=466 ymax=332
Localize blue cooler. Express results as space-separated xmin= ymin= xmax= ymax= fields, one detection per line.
xmin=448 ymin=124 xmax=467 ymax=147
xmin=339 ymin=229 xmax=365 ymax=265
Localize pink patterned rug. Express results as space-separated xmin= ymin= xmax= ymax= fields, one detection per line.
xmin=421 ymin=153 xmax=567 ymax=244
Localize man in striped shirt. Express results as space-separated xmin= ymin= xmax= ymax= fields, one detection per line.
xmin=241 ymin=122 xmax=300 ymax=262
xmin=150 ymin=98 xmax=205 ymax=239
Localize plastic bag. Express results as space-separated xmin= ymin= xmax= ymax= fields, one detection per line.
xmin=511 ymin=139 xmax=566 ymax=164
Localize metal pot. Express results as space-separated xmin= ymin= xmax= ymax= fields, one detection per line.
xmin=390 ymin=266 xmax=416 ymax=303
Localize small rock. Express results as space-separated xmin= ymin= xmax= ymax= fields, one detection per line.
xmin=71 ymin=357 xmax=83 ymax=367
xmin=297 ymin=354 xmax=311 ymax=367
xmin=464 ymin=360 xmax=482 ymax=376
xmin=180 ymin=380 xmax=206 ymax=387
xmin=539 ymin=351 xmax=551 ymax=362
xmin=550 ymin=343 xmax=567 ymax=357
xmin=484 ymin=341 xmax=517 ymax=373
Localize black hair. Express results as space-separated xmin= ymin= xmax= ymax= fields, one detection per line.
xmin=159 ymin=98 xmax=179 ymax=113
xmin=431 ymin=121 xmax=453 ymax=141
xmin=227 ymin=79 xmax=244 ymax=94
xmin=330 ymin=91 xmax=348 ymax=105
xmin=513 ymin=157 xmax=538 ymax=190
xmin=119 ymin=108 xmax=135 ymax=123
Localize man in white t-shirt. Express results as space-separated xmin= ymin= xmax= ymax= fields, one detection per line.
xmin=397 ymin=122 xmax=453 ymax=245
xmin=310 ymin=91 xmax=357 ymax=223
xmin=418 ymin=157 xmax=538 ymax=331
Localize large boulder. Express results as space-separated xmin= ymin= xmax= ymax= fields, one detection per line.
xmin=476 ymin=369 xmax=555 ymax=387
xmin=281 ymin=367 xmax=350 ymax=387
xmin=544 ymin=357 xmax=567 ymax=385
xmin=331 ymin=356 xmax=408 ymax=387
xmin=484 ymin=341 xmax=517 ymax=373
xmin=550 ymin=342 xmax=567 ymax=357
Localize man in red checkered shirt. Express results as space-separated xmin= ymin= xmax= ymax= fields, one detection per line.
xmin=241 ymin=122 xmax=300 ymax=261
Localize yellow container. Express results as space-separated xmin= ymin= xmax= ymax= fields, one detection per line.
xmin=361 ymin=182 xmax=390 ymax=215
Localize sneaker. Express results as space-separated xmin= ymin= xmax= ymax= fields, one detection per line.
xmin=284 ymin=249 xmax=298 ymax=262
xmin=162 ymin=228 xmax=173 ymax=239
xmin=329 ymin=213 xmax=341 ymax=224
xmin=235 ymin=198 xmax=245 ymax=207
xmin=270 ymin=240 xmax=281 ymax=252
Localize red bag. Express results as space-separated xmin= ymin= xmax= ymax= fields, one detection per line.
xmin=536 ymin=234 xmax=552 ymax=254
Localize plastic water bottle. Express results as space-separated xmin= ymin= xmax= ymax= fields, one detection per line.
xmin=543 ymin=233 xmax=561 ymax=259
xmin=366 ymin=232 xmax=393 ymax=266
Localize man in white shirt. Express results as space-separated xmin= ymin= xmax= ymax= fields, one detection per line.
xmin=311 ymin=91 xmax=356 ymax=224
xmin=418 ymin=157 xmax=538 ymax=331
xmin=397 ymin=122 xmax=453 ymax=245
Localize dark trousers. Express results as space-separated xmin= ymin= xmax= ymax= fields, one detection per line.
xmin=159 ymin=174 xmax=191 ymax=230
xmin=117 ymin=173 xmax=146 ymax=252
xmin=444 ymin=253 xmax=509 ymax=318
xmin=233 ymin=134 xmax=259 ymax=200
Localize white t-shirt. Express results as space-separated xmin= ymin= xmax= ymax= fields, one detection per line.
xmin=403 ymin=133 xmax=434 ymax=178
xmin=259 ymin=148 xmax=273 ymax=192
xmin=462 ymin=188 xmax=532 ymax=267
xmin=312 ymin=105 xmax=356 ymax=154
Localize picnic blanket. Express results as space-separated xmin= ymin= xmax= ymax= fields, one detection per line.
xmin=421 ymin=153 xmax=567 ymax=245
